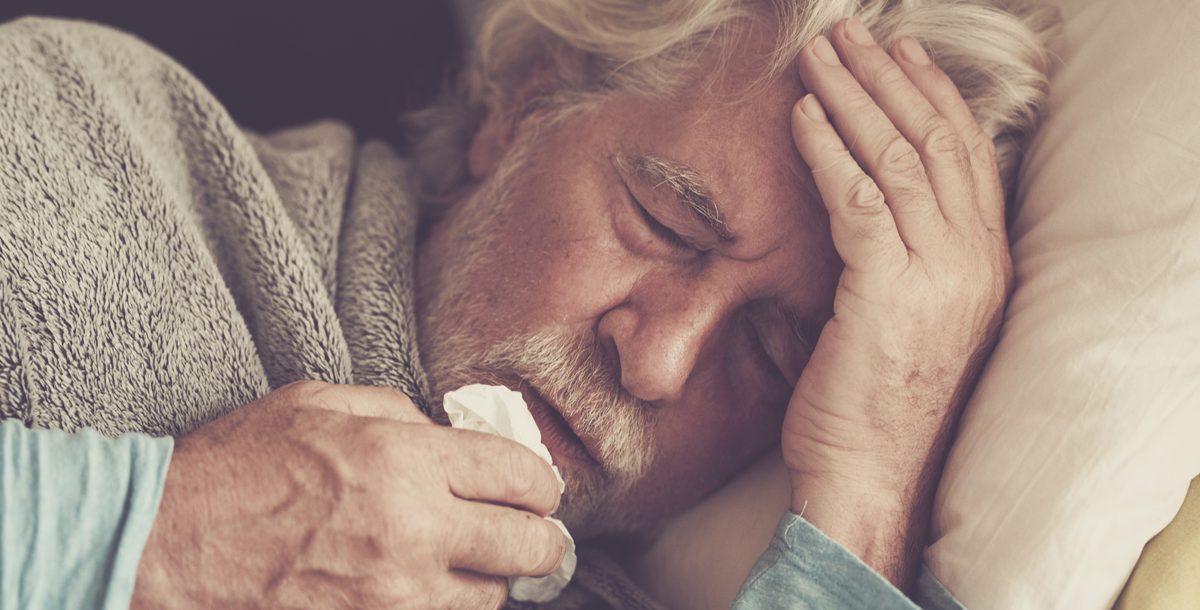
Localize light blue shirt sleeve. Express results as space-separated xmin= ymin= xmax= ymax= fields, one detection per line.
xmin=1 ymin=419 xmax=173 ymax=610
xmin=732 ymin=512 xmax=965 ymax=610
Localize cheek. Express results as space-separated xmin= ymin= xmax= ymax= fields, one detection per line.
xmin=485 ymin=168 xmax=639 ymax=331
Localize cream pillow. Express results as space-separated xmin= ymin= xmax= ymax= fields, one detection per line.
xmin=627 ymin=0 xmax=1200 ymax=608
xmin=928 ymin=0 xmax=1200 ymax=607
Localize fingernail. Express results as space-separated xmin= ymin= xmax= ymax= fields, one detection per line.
xmin=897 ymin=36 xmax=931 ymax=65
xmin=800 ymin=94 xmax=827 ymax=122
xmin=844 ymin=17 xmax=874 ymax=46
xmin=811 ymin=36 xmax=840 ymax=66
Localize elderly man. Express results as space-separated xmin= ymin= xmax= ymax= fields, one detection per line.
xmin=0 ymin=0 xmax=1050 ymax=608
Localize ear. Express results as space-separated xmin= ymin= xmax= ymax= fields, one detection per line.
xmin=465 ymin=63 xmax=567 ymax=181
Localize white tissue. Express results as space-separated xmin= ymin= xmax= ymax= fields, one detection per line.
xmin=442 ymin=384 xmax=577 ymax=603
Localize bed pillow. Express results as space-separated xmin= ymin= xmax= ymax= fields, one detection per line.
xmin=926 ymin=0 xmax=1200 ymax=607
xmin=625 ymin=0 xmax=1200 ymax=608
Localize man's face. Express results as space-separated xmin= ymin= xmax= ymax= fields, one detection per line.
xmin=417 ymin=50 xmax=841 ymax=538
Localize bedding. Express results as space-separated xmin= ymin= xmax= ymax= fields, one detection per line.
xmin=928 ymin=0 xmax=1200 ymax=606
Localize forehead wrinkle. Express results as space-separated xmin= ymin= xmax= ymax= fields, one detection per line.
xmin=626 ymin=153 xmax=735 ymax=242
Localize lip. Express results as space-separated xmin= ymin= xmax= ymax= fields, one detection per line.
xmin=517 ymin=379 xmax=601 ymax=470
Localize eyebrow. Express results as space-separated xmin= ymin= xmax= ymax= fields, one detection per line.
xmin=623 ymin=154 xmax=735 ymax=243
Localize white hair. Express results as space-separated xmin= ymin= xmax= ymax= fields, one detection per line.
xmin=407 ymin=0 xmax=1057 ymax=205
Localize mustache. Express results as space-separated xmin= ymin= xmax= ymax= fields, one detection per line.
xmin=436 ymin=331 xmax=656 ymax=484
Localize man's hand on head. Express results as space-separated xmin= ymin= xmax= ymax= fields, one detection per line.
xmin=131 ymin=381 xmax=567 ymax=610
xmin=781 ymin=17 xmax=1012 ymax=589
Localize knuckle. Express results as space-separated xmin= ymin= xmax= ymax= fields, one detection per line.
xmin=875 ymin=135 xmax=923 ymax=176
xmin=501 ymin=440 xmax=555 ymax=495
xmin=508 ymin=471 xmax=539 ymax=506
xmin=363 ymin=425 xmax=426 ymax=484
xmin=361 ymin=421 xmax=402 ymax=462
xmin=871 ymin=62 xmax=910 ymax=92
xmin=377 ymin=387 xmax=427 ymax=423
xmin=844 ymin=174 xmax=886 ymax=211
xmin=967 ymin=130 xmax=998 ymax=166
xmin=480 ymin=439 xmax=533 ymax=497
xmin=307 ymin=381 xmax=352 ymax=412
xmin=501 ymin=450 xmax=543 ymax=503
xmin=818 ymin=138 xmax=850 ymax=158
xmin=279 ymin=379 xmax=331 ymax=403
xmin=531 ymin=464 xmax=559 ymax=507
xmin=396 ymin=503 xmax=441 ymax=552
xmin=955 ymin=253 xmax=1011 ymax=312
xmin=541 ymin=522 xmax=568 ymax=574
xmin=845 ymin=90 xmax=880 ymax=117
xmin=520 ymin=516 xmax=564 ymax=576
xmin=380 ymin=385 xmax=418 ymax=409
xmin=918 ymin=119 xmax=966 ymax=159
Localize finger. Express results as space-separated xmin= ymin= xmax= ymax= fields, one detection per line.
xmin=444 ymin=571 xmax=508 ymax=610
xmin=890 ymin=35 xmax=1006 ymax=236
xmin=295 ymin=381 xmax=430 ymax=423
xmin=830 ymin=18 xmax=979 ymax=228
xmin=439 ymin=428 xmax=562 ymax=517
xmin=791 ymin=94 xmax=907 ymax=272
xmin=797 ymin=34 xmax=943 ymax=248
xmin=447 ymin=502 xmax=567 ymax=578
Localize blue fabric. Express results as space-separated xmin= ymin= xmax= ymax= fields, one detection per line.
xmin=732 ymin=512 xmax=965 ymax=610
xmin=0 ymin=420 xmax=173 ymax=610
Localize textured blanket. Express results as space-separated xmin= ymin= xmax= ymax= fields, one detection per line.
xmin=0 ymin=15 xmax=429 ymax=432
xmin=0 ymin=16 xmax=663 ymax=610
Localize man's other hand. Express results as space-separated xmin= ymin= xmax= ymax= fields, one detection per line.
xmin=782 ymin=17 xmax=1013 ymax=587
xmin=131 ymin=381 xmax=567 ymax=610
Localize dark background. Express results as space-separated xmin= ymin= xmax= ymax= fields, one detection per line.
xmin=0 ymin=0 xmax=465 ymax=146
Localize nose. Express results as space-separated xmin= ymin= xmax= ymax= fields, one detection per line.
xmin=598 ymin=279 xmax=728 ymax=404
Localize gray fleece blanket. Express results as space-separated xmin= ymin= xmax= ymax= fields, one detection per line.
xmin=0 ymin=16 xmax=663 ymax=610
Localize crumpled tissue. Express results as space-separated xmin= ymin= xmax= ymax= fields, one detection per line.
xmin=442 ymin=384 xmax=577 ymax=603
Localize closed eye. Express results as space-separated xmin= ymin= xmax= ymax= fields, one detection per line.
xmin=626 ymin=184 xmax=693 ymax=252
